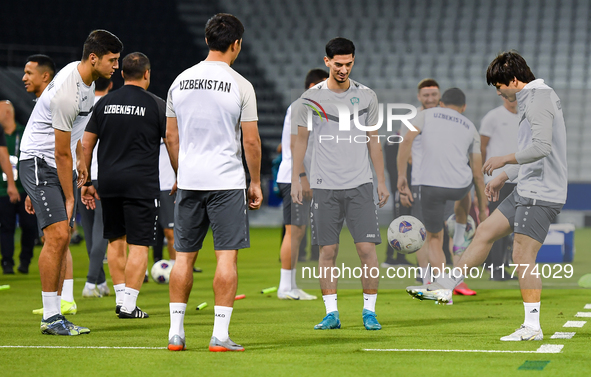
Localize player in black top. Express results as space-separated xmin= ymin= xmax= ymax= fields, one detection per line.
xmin=0 ymin=128 xmax=19 ymax=214
xmin=82 ymin=52 xmax=167 ymax=318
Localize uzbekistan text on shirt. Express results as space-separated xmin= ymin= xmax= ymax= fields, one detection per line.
xmin=103 ymin=105 xmax=147 ymax=116
xmin=179 ymin=78 xmax=231 ymax=92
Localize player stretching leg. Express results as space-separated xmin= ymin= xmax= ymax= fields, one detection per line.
xmin=292 ymin=38 xmax=389 ymax=330
xmin=407 ymin=51 xmax=567 ymax=341
xmin=276 ymin=69 xmax=328 ymax=300
xmin=166 ymin=14 xmax=262 ymax=351
xmin=19 ymin=30 xmax=122 ymax=335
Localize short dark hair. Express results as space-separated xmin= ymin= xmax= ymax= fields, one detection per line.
xmin=304 ymin=69 xmax=329 ymax=89
xmin=325 ymin=37 xmax=355 ymax=59
xmin=82 ymin=30 xmax=123 ymax=60
xmin=205 ymin=13 xmax=245 ymax=52
xmin=440 ymin=88 xmax=466 ymax=107
xmin=417 ymin=78 xmax=439 ymax=92
xmin=486 ymin=50 xmax=535 ymax=86
xmin=26 ymin=54 xmax=56 ymax=79
xmin=122 ymin=52 xmax=151 ymax=81
xmin=94 ymin=77 xmax=111 ymax=91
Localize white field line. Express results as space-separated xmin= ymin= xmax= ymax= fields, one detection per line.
xmin=574 ymin=312 xmax=591 ymax=318
xmin=363 ymin=344 xmax=563 ymax=354
xmin=550 ymin=332 xmax=576 ymax=339
xmin=563 ymin=321 xmax=586 ymax=327
xmin=0 ymin=345 xmax=166 ymax=350
xmin=584 ymin=304 xmax=591 ymax=310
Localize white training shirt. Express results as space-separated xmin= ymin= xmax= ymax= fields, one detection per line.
xmin=166 ymin=61 xmax=257 ymax=190
xmin=504 ymin=79 xmax=568 ymax=204
xmin=479 ymin=105 xmax=519 ymax=184
xmin=413 ymin=107 xmax=480 ymax=189
xmin=276 ymin=104 xmax=312 ymax=184
xmin=20 ymin=61 xmax=95 ymax=168
xmin=292 ymin=79 xmax=379 ymax=190
xmin=159 ymin=139 xmax=176 ymax=191
xmin=400 ymin=105 xmax=426 ymax=186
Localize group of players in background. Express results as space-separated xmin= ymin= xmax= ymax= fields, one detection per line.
xmin=0 ymin=12 xmax=566 ymax=349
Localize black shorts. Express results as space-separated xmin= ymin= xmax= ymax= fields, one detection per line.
xmin=278 ymin=183 xmax=310 ymax=226
xmin=19 ymin=157 xmax=78 ymax=231
xmin=159 ymin=190 xmax=175 ymax=229
xmin=420 ymin=184 xmax=472 ymax=233
xmin=174 ymin=189 xmax=249 ymax=252
xmin=311 ymin=183 xmax=381 ymax=246
xmin=101 ymin=197 xmax=159 ymax=246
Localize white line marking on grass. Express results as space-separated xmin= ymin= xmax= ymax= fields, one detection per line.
xmin=563 ymin=321 xmax=586 ymax=327
xmin=584 ymin=304 xmax=591 ymax=310
xmin=536 ymin=345 xmax=564 ymax=353
xmin=363 ymin=344 xmax=563 ymax=354
xmin=550 ymin=332 xmax=575 ymax=339
xmin=575 ymin=312 xmax=591 ymax=318
xmin=0 ymin=346 xmax=166 ymax=350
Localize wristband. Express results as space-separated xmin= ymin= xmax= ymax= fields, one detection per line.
xmin=299 ymin=172 xmax=307 ymax=178
xmin=83 ymin=181 xmax=93 ymax=187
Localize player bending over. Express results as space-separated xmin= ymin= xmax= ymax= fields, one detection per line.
xmin=399 ymin=88 xmax=487 ymax=304
xmin=19 ymin=30 xmax=122 ymax=335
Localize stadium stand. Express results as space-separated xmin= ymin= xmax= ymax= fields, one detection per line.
xmin=1 ymin=0 xmax=589 ymax=183
xmin=215 ymin=0 xmax=590 ymax=182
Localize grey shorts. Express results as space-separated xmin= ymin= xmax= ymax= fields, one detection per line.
xmin=497 ymin=188 xmax=563 ymax=244
xmin=310 ymin=183 xmax=381 ymax=246
xmin=174 ymin=189 xmax=249 ymax=252
xmin=420 ymin=184 xmax=472 ymax=233
xmin=410 ymin=186 xmax=423 ymax=222
xmin=159 ymin=190 xmax=175 ymax=229
xmin=278 ymin=183 xmax=310 ymax=226
xmin=19 ymin=157 xmax=78 ymax=231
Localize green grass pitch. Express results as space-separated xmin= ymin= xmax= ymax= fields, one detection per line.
xmin=1 ymin=227 xmax=590 ymax=376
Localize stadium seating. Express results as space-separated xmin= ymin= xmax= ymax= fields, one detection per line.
xmin=215 ymin=0 xmax=591 ymax=181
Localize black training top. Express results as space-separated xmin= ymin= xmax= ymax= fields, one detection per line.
xmin=0 ymin=129 xmax=6 ymax=147
xmin=86 ymin=85 xmax=166 ymax=199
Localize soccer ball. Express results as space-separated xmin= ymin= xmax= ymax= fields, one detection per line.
xmin=151 ymin=260 xmax=172 ymax=284
xmin=387 ymin=216 xmax=426 ymax=255
xmin=446 ymin=214 xmax=476 ymax=240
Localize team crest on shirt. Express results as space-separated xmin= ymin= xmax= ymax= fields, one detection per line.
xmin=350 ymin=97 xmax=360 ymax=105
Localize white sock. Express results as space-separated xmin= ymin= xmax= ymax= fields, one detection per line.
xmin=422 ymin=267 xmax=432 ymax=284
xmin=85 ymin=282 xmax=96 ymax=291
xmin=363 ymin=293 xmax=377 ymax=312
xmin=169 ymin=303 xmax=187 ymax=339
xmin=42 ymin=291 xmax=59 ymax=320
xmin=122 ymin=287 xmax=139 ymax=312
xmin=523 ymin=302 xmax=541 ymax=330
xmin=322 ymin=294 xmax=338 ymax=314
xmin=453 ymin=222 xmax=466 ymax=247
xmin=437 ymin=274 xmax=464 ymax=290
xmin=62 ymin=279 xmax=74 ymax=302
xmin=114 ymin=283 xmax=126 ymax=305
xmin=278 ymin=269 xmax=292 ymax=292
xmin=98 ymin=281 xmax=108 ymax=289
xmin=291 ymin=268 xmax=298 ymax=289
xmin=212 ymin=306 xmax=233 ymax=342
